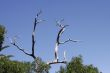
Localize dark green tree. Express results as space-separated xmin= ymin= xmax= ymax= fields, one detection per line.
xmin=31 ymin=57 xmax=50 ymax=73
xmin=0 ymin=55 xmax=31 ymax=73
xmin=0 ymin=25 xmax=5 ymax=48
xmin=0 ymin=25 xmax=31 ymax=73
xmin=57 ymin=56 xmax=101 ymax=73
xmin=0 ymin=25 xmax=9 ymax=51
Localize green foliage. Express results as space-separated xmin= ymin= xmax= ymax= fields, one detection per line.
xmin=57 ymin=56 xmax=101 ymax=73
xmin=31 ymin=57 xmax=50 ymax=73
xmin=0 ymin=25 xmax=9 ymax=51
xmin=0 ymin=55 xmax=31 ymax=73
xmin=0 ymin=25 xmax=6 ymax=51
xmin=58 ymin=66 xmax=66 ymax=73
xmin=0 ymin=56 xmax=50 ymax=73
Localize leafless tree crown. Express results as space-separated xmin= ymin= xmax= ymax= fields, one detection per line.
xmin=11 ymin=11 xmax=78 ymax=65
xmin=11 ymin=11 xmax=44 ymax=59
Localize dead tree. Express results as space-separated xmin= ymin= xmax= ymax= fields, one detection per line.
xmin=47 ymin=19 xmax=78 ymax=65
xmin=11 ymin=11 xmax=43 ymax=59
xmin=11 ymin=11 xmax=44 ymax=72
xmin=10 ymin=11 xmax=78 ymax=71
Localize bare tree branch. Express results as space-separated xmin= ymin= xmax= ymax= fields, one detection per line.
xmin=56 ymin=19 xmax=78 ymax=45
xmin=59 ymin=38 xmax=78 ymax=44
xmin=63 ymin=50 xmax=66 ymax=61
xmin=56 ymin=19 xmax=64 ymax=28
xmin=56 ymin=25 xmax=69 ymax=45
xmin=11 ymin=11 xmax=44 ymax=59
xmin=53 ymin=19 xmax=78 ymax=64
xmin=53 ymin=19 xmax=70 ymax=63
xmin=11 ymin=42 xmax=32 ymax=56
xmin=33 ymin=10 xmax=42 ymax=32
xmin=36 ymin=10 xmax=42 ymax=18
xmin=47 ymin=60 xmax=67 ymax=65
xmin=32 ymin=10 xmax=43 ymax=59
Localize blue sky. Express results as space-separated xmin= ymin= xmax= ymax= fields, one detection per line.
xmin=0 ymin=0 xmax=110 ymax=73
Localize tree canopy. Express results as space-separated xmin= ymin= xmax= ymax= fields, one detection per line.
xmin=0 ymin=25 xmax=6 ymax=51
xmin=0 ymin=55 xmax=31 ymax=73
xmin=57 ymin=56 xmax=101 ymax=73
xmin=31 ymin=57 xmax=50 ymax=73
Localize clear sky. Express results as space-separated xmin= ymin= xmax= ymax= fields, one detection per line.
xmin=0 ymin=0 xmax=110 ymax=73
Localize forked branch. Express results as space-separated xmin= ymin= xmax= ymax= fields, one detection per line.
xmin=11 ymin=11 xmax=43 ymax=59
xmin=11 ymin=42 xmax=32 ymax=56
xmin=56 ymin=19 xmax=78 ymax=45
xmin=52 ymin=19 xmax=78 ymax=64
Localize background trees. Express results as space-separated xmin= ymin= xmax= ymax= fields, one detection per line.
xmin=0 ymin=55 xmax=31 ymax=73
xmin=0 ymin=25 xmax=6 ymax=51
xmin=57 ymin=56 xmax=101 ymax=73
xmin=31 ymin=57 xmax=50 ymax=73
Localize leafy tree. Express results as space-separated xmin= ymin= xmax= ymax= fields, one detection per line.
xmin=31 ymin=57 xmax=50 ymax=73
xmin=0 ymin=25 xmax=5 ymax=51
xmin=0 ymin=55 xmax=31 ymax=73
xmin=57 ymin=56 xmax=101 ymax=73
xmin=0 ymin=25 xmax=31 ymax=73
xmin=0 ymin=25 xmax=9 ymax=51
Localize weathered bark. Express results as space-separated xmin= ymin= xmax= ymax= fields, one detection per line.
xmin=48 ymin=19 xmax=78 ymax=65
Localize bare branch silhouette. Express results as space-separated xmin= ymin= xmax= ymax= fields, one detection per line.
xmin=48 ymin=61 xmax=67 ymax=65
xmin=11 ymin=42 xmax=31 ymax=56
xmin=11 ymin=11 xmax=44 ymax=59
xmin=59 ymin=38 xmax=78 ymax=44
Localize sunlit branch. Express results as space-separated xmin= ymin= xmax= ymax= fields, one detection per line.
xmin=56 ymin=25 xmax=69 ymax=45
xmin=64 ymin=51 xmax=66 ymax=61
xmin=53 ymin=19 xmax=70 ymax=63
xmin=52 ymin=19 xmax=78 ymax=64
xmin=48 ymin=61 xmax=67 ymax=65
